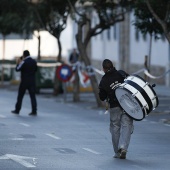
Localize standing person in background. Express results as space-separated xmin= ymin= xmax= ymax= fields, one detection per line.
xmin=11 ymin=50 xmax=38 ymax=116
xmin=98 ymin=59 xmax=133 ymax=159
xmin=69 ymin=48 xmax=79 ymax=64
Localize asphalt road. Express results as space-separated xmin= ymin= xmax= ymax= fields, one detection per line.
xmin=0 ymin=87 xmax=170 ymax=170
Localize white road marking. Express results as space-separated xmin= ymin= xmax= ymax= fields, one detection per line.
xmin=0 ymin=154 xmax=37 ymax=168
xmin=67 ymin=104 xmax=79 ymax=108
xmin=164 ymin=110 xmax=170 ymax=113
xmin=0 ymin=155 xmax=7 ymax=159
xmin=19 ymin=123 xmax=30 ymax=127
xmin=132 ymin=165 xmax=145 ymax=169
xmin=83 ymin=148 xmax=101 ymax=155
xmin=150 ymin=121 xmax=157 ymax=124
xmin=10 ymin=138 xmax=24 ymax=141
xmin=164 ymin=124 xmax=170 ymax=127
xmin=46 ymin=133 xmax=61 ymax=140
xmin=159 ymin=119 xmax=166 ymax=123
xmin=0 ymin=114 xmax=6 ymax=118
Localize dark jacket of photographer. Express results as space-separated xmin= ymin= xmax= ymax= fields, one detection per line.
xmin=16 ymin=56 xmax=37 ymax=84
xmin=99 ymin=68 xmax=128 ymax=108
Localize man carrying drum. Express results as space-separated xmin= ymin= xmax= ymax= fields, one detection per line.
xmin=98 ymin=59 xmax=134 ymax=159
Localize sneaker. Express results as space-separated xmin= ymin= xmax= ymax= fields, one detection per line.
xmin=119 ymin=149 xmax=127 ymax=159
xmin=29 ymin=112 xmax=37 ymax=116
xmin=11 ymin=110 xmax=19 ymax=114
xmin=113 ymin=152 xmax=120 ymax=158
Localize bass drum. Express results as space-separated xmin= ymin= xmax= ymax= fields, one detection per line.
xmin=115 ymin=75 xmax=159 ymax=121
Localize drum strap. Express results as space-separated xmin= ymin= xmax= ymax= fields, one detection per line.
xmin=118 ymin=70 xmax=129 ymax=79
xmin=125 ymin=80 xmax=153 ymax=113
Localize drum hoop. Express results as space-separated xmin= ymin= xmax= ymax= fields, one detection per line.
xmin=131 ymin=74 xmax=159 ymax=107
xmin=125 ymin=80 xmax=153 ymax=113
xmin=116 ymin=87 xmax=145 ymax=121
xmin=132 ymin=74 xmax=147 ymax=82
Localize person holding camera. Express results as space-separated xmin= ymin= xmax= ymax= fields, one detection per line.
xmin=11 ymin=50 xmax=38 ymax=116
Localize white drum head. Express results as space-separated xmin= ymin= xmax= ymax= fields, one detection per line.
xmin=115 ymin=88 xmax=145 ymax=120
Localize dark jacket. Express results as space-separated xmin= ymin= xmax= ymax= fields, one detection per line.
xmin=16 ymin=56 xmax=37 ymax=83
xmin=98 ymin=68 xmax=128 ymax=108
xmin=69 ymin=52 xmax=79 ymax=64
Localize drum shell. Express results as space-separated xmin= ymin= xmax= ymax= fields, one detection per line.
xmin=115 ymin=86 xmax=146 ymax=121
xmin=115 ymin=75 xmax=159 ymax=121
xmin=125 ymin=75 xmax=158 ymax=110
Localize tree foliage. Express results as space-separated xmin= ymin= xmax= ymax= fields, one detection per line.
xmin=33 ymin=0 xmax=77 ymax=61
xmin=68 ymin=0 xmax=134 ymax=105
xmin=0 ymin=0 xmax=28 ymax=36
xmin=0 ymin=0 xmax=74 ymax=60
xmin=73 ymin=0 xmax=134 ymax=46
xmin=133 ymin=0 xmax=170 ymax=40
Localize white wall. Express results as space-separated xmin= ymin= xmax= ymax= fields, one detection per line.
xmin=91 ymin=12 xmax=169 ymax=69
xmin=91 ymin=26 xmax=119 ymax=66
xmin=1 ymin=13 xmax=169 ymax=70
xmin=130 ymin=13 xmax=169 ymax=67
xmin=0 ymin=17 xmax=74 ymax=60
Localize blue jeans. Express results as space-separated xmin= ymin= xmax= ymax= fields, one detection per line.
xmin=110 ymin=107 xmax=133 ymax=153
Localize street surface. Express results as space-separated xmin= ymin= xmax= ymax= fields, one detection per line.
xmin=0 ymin=86 xmax=170 ymax=170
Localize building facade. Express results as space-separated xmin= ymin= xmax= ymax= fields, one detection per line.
xmin=0 ymin=13 xmax=169 ymax=86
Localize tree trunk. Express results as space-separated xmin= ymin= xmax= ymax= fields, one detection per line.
xmin=57 ymin=38 xmax=62 ymax=62
xmin=76 ymin=34 xmax=102 ymax=107
xmin=53 ymin=37 xmax=63 ymax=96
xmin=53 ymin=69 xmax=63 ymax=96
xmin=146 ymin=0 xmax=170 ymax=43
xmin=37 ymin=34 xmax=41 ymax=61
xmin=148 ymin=34 xmax=152 ymax=72
xmin=1 ymin=35 xmax=5 ymax=86
xmin=73 ymin=69 xmax=80 ymax=102
xmin=119 ymin=13 xmax=130 ymax=72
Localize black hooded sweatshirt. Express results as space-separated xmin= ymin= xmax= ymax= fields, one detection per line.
xmin=98 ymin=67 xmax=128 ymax=108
